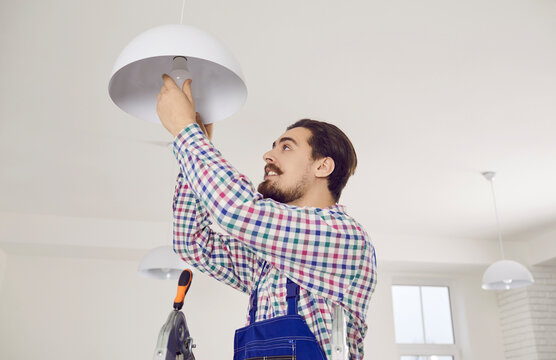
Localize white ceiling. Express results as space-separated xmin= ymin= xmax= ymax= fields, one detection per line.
xmin=1 ymin=0 xmax=555 ymax=250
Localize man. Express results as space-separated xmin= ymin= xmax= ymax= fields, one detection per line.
xmin=157 ymin=75 xmax=376 ymax=359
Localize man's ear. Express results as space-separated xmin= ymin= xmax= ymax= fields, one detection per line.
xmin=315 ymin=157 xmax=335 ymax=178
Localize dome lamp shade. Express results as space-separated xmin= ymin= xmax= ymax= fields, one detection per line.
xmin=109 ymin=24 xmax=247 ymax=124
xmin=482 ymin=260 xmax=535 ymax=290
xmin=138 ymin=245 xmax=190 ymax=280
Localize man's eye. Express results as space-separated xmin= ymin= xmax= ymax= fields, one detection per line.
xmin=283 ymin=144 xmax=291 ymax=150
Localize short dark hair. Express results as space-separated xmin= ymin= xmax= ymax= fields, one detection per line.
xmin=287 ymin=119 xmax=357 ymax=202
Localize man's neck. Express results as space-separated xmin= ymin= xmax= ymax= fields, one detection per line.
xmin=287 ymin=190 xmax=336 ymax=209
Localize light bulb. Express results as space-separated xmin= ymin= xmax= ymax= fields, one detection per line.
xmin=160 ymin=268 xmax=172 ymax=280
xmin=169 ymin=56 xmax=192 ymax=89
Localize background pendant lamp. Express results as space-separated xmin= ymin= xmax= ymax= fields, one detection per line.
xmin=108 ymin=4 xmax=247 ymax=125
xmin=481 ymin=172 xmax=534 ymax=290
xmin=138 ymin=245 xmax=190 ymax=280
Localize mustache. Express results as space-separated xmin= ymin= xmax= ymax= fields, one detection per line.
xmin=264 ymin=164 xmax=283 ymax=176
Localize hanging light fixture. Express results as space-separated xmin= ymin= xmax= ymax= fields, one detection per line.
xmin=108 ymin=0 xmax=247 ymax=125
xmin=481 ymin=171 xmax=534 ymax=290
xmin=138 ymin=245 xmax=190 ymax=280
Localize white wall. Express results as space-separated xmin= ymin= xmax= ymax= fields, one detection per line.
xmin=367 ymin=265 xmax=506 ymax=360
xmin=456 ymin=272 xmax=506 ymax=360
xmin=528 ymin=229 xmax=556 ymax=266
xmin=0 ymin=249 xmax=247 ymax=360
xmin=0 ymin=246 xmax=507 ymax=360
xmin=0 ymin=248 xmax=7 ymax=290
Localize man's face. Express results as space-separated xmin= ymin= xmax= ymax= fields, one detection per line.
xmin=257 ymin=127 xmax=316 ymax=204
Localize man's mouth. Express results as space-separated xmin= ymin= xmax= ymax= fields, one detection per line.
xmin=264 ymin=165 xmax=282 ymax=179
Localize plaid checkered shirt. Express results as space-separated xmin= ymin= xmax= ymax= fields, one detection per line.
xmin=172 ymin=123 xmax=377 ymax=359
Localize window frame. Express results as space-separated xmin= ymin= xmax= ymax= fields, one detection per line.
xmin=391 ymin=277 xmax=461 ymax=360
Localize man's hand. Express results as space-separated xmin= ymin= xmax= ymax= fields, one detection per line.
xmin=156 ymin=75 xmax=196 ymax=137
xmin=195 ymin=113 xmax=214 ymax=141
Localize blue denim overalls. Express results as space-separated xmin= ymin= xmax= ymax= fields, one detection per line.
xmin=233 ymin=268 xmax=328 ymax=360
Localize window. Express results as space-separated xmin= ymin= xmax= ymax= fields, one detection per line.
xmin=392 ymin=283 xmax=459 ymax=360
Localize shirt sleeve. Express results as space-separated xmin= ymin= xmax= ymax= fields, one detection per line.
xmin=173 ymin=124 xmax=374 ymax=319
xmin=173 ymin=169 xmax=261 ymax=294
xmin=346 ymin=310 xmax=367 ymax=360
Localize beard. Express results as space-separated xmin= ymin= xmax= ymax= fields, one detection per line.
xmin=257 ymin=178 xmax=305 ymax=204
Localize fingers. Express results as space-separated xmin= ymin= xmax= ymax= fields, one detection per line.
xmin=205 ymin=123 xmax=214 ymax=140
xmin=160 ymin=74 xmax=194 ymax=103
xmin=195 ymin=113 xmax=207 ymax=133
xmin=156 ymin=74 xmax=197 ymax=136
xmin=194 ymin=113 xmax=213 ymax=140
xmin=158 ymin=75 xmax=172 ymax=99
xmin=182 ymin=79 xmax=195 ymax=105
xmin=162 ymin=74 xmax=178 ymax=89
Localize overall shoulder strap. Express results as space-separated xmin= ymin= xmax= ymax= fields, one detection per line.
xmin=249 ymin=261 xmax=268 ymax=324
xmin=249 ymin=271 xmax=302 ymax=324
xmin=285 ymin=278 xmax=300 ymax=315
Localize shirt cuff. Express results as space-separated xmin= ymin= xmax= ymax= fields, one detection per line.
xmin=172 ymin=123 xmax=206 ymax=155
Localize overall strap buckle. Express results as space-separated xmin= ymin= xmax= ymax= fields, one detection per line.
xmin=286 ymin=278 xmax=300 ymax=315
xmin=249 ymin=261 xmax=269 ymax=325
xmin=249 ymin=288 xmax=258 ymax=325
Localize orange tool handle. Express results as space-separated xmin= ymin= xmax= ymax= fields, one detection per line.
xmin=174 ymin=269 xmax=193 ymax=310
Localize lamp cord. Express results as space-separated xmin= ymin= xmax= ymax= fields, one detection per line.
xmin=180 ymin=0 xmax=186 ymax=25
xmin=488 ymin=178 xmax=505 ymax=259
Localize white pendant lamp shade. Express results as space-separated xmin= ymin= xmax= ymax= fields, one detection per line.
xmin=109 ymin=24 xmax=247 ymax=124
xmin=482 ymin=260 xmax=535 ymax=290
xmin=480 ymin=171 xmax=534 ymax=291
xmin=138 ymin=245 xmax=189 ymax=280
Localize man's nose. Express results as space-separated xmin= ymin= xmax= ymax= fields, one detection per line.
xmin=263 ymin=149 xmax=275 ymax=163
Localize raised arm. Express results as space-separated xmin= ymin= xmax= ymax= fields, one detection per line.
xmin=173 ymin=170 xmax=261 ymax=294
